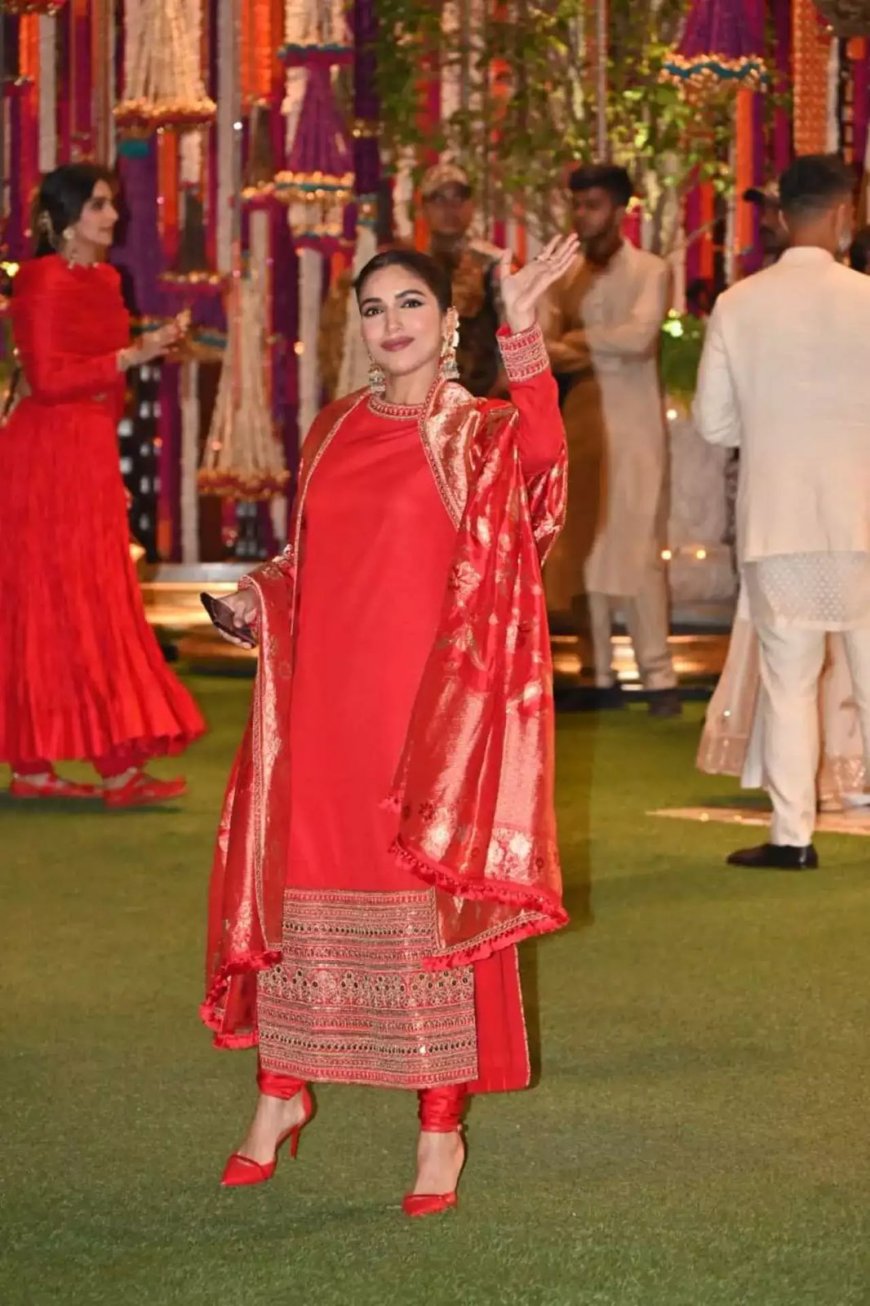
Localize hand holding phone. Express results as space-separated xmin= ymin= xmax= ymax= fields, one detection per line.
xmin=200 ymin=591 xmax=258 ymax=649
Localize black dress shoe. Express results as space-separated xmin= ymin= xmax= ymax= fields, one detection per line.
xmin=647 ymin=688 xmax=683 ymax=719
xmin=726 ymin=842 xmax=819 ymax=870
xmin=593 ymin=679 xmax=627 ymax=710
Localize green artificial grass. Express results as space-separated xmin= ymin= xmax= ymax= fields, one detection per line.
xmin=2 ymin=681 xmax=869 ymax=1306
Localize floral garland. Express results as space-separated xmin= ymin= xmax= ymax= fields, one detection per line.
xmin=661 ymin=54 xmax=768 ymax=93
xmin=115 ymin=0 xmax=216 ymax=132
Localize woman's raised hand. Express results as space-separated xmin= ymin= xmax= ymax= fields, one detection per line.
xmin=498 ymin=234 xmax=580 ymax=334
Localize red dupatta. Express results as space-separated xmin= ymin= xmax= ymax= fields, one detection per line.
xmin=202 ymin=378 xmax=568 ymax=1048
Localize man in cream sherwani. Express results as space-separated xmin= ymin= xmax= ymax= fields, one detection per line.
xmin=543 ymin=163 xmax=681 ymax=718
xmin=694 ymin=153 xmax=870 ymax=869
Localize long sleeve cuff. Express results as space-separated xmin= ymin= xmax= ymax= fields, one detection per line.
xmin=497 ymin=322 xmax=550 ymax=383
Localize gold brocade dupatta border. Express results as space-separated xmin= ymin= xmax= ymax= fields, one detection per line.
xmin=388 ymin=382 xmax=568 ymax=969
xmin=201 ymin=382 xmax=568 ymax=1047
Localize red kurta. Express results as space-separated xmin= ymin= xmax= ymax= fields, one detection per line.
xmin=256 ymin=363 xmax=564 ymax=1092
xmin=0 ymin=255 xmax=204 ymax=767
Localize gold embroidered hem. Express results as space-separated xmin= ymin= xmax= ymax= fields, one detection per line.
xmin=257 ymin=887 xmax=480 ymax=1087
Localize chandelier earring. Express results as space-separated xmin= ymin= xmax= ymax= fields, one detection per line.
xmin=440 ymin=321 xmax=461 ymax=381
xmin=36 ymin=211 xmax=59 ymax=250
xmin=367 ymin=355 xmax=386 ymax=396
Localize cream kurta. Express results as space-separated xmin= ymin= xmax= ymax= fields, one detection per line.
xmin=693 ymin=247 xmax=870 ymax=564
xmin=694 ymin=246 xmax=870 ymax=845
xmin=543 ymin=242 xmax=670 ymax=606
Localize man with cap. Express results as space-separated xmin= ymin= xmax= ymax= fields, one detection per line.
xmin=420 ymin=162 xmax=507 ymax=397
xmin=743 ymin=180 xmax=787 ymax=269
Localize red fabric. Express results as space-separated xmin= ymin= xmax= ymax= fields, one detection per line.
xmin=418 ymin=1084 xmax=468 ymax=1131
xmin=0 ymin=256 xmax=205 ymax=766
xmin=13 ymin=743 xmax=145 ymax=778
xmin=93 ymin=742 xmax=154 ymax=779
xmin=257 ymin=1066 xmax=307 ymax=1100
xmin=202 ymin=366 xmax=567 ymax=1071
xmin=285 ymin=405 xmax=457 ymax=895
xmin=12 ymin=759 xmax=53 ymax=776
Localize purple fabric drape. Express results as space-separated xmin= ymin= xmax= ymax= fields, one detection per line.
xmin=286 ymin=69 xmax=352 ymax=176
xmin=772 ymin=0 xmax=792 ymax=173
xmin=112 ymin=140 xmax=168 ymax=319
xmin=57 ymin=3 xmax=71 ymax=159
xmin=678 ymin=0 xmax=765 ymax=62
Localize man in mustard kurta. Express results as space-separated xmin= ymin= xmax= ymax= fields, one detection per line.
xmin=543 ymin=163 xmax=680 ymax=716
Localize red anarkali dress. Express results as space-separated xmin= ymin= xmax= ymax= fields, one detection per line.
xmin=232 ymin=326 xmax=567 ymax=1094
xmin=0 ymin=255 xmax=204 ymax=772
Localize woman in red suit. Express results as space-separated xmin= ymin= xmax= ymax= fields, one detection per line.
xmin=0 ymin=164 xmax=204 ymax=806
xmin=201 ymin=235 xmax=577 ymax=1215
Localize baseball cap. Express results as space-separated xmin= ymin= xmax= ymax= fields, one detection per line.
xmin=743 ymin=180 xmax=780 ymax=207
xmin=421 ymin=162 xmax=472 ymax=200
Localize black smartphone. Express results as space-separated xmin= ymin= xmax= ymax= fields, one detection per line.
xmin=200 ymin=592 xmax=257 ymax=648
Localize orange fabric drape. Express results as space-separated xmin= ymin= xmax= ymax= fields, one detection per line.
xmin=19 ymin=14 xmax=39 ymax=78
xmin=157 ymin=130 xmax=180 ymax=263
xmin=241 ymin=0 xmax=276 ymax=106
xmin=793 ymin=0 xmax=832 ymax=155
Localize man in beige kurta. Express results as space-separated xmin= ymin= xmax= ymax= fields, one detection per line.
xmin=694 ymin=153 xmax=870 ymax=870
xmin=543 ymin=163 xmax=679 ymax=715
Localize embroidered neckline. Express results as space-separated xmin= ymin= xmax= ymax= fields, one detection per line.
xmin=368 ymin=394 xmax=426 ymax=420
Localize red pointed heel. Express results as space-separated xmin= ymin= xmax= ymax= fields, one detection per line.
xmin=220 ymin=1086 xmax=313 ymax=1188
xmin=402 ymin=1191 xmax=459 ymax=1218
xmin=103 ymin=772 xmax=187 ymax=808
xmin=10 ymin=774 xmax=99 ymax=800
xmin=402 ymin=1130 xmax=465 ymax=1218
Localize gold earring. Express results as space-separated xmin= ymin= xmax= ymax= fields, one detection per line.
xmin=440 ymin=324 xmax=461 ymax=381
xmin=367 ymin=356 xmax=386 ymax=395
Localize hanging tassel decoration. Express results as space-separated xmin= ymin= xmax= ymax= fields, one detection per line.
xmin=37 ymin=13 xmax=58 ymax=173
xmin=199 ymin=209 xmax=289 ymax=499
xmin=115 ymin=0 xmax=216 ymax=131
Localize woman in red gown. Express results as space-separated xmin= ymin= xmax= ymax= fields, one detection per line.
xmin=0 ymin=164 xmax=204 ymax=806
xmin=202 ymin=236 xmax=577 ymax=1214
